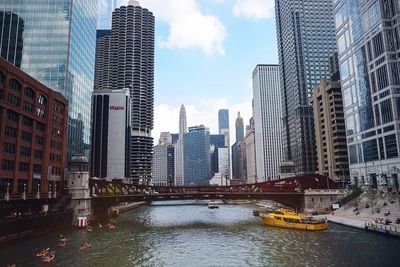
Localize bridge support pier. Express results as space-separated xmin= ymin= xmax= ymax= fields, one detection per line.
xmin=67 ymin=155 xmax=92 ymax=227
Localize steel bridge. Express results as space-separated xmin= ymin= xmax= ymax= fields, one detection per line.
xmin=89 ymin=174 xmax=337 ymax=213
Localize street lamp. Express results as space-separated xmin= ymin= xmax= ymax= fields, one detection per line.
xmin=36 ymin=184 xmax=40 ymax=199
xmin=22 ymin=183 xmax=26 ymax=200
xmin=5 ymin=182 xmax=10 ymax=202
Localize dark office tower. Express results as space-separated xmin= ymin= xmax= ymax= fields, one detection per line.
xmin=235 ymin=112 xmax=244 ymax=143
xmin=275 ymin=0 xmax=337 ymax=175
xmin=0 ymin=1 xmax=98 ymax=161
xmin=0 ymin=11 xmax=23 ymax=68
xmin=95 ymin=0 xmax=155 ymax=183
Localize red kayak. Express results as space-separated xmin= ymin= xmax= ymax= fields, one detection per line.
xmin=43 ymin=253 xmax=55 ymax=263
xmin=36 ymin=248 xmax=49 ymax=257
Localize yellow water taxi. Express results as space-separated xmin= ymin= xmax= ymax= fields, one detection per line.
xmin=259 ymin=209 xmax=328 ymax=231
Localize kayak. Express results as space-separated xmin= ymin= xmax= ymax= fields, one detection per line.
xmin=36 ymin=248 xmax=49 ymax=257
xmin=43 ymin=254 xmax=55 ymax=263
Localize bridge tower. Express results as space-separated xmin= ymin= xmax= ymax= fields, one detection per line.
xmin=68 ymin=154 xmax=92 ymax=227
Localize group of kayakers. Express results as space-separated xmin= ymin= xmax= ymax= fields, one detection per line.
xmin=34 ymin=234 xmax=92 ymax=264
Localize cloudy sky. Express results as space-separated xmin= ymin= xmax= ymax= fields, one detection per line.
xmin=99 ymin=0 xmax=278 ymax=143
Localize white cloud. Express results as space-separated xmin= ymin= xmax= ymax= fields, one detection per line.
xmin=233 ymin=0 xmax=275 ymax=20
xmin=139 ymin=0 xmax=227 ymax=56
xmin=154 ymin=98 xmax=252 ymax=144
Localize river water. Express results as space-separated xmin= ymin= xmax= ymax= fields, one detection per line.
xmin=1 ymin=201 xmax=399 ymax=267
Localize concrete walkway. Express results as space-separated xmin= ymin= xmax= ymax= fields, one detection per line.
xmin=324 ymin=215 xmax=367 ymax=229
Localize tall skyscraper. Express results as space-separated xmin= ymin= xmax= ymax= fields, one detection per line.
xmin=94 ymin=1 xmax=155 ymax=183
xmin=184 ymin=125 xmax=211 ymax=185
xmin=90 ymin=89 xmax=131 ymax=180
xmin=210 ymin=134 xmax=226 ymax=175
xmin=275 ymin=0 xmax=337 ymax=174
xmin=232 ymin=112 xmax=247 ymax=183
xmin=175 ymin=104 xmax=187 ymax=186
xmin=235 ymin=112 xmax=244 ymax=143
xmin=0 ymin=11 xmax=24 ymax=68
xmin=333 ymin=0 xmax=400 ymax=188
xmin=218 ymin=109 xmax=229 ymax=134
xmin=245 ymin=117 xmax=257 ymax=184
xmin=253 ymin=65 xmax=283 ymax=181
xmin=0 ymin=1 xmax=98 ymax=161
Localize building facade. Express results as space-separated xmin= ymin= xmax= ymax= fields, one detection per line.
xmin=310 ymin=78 xmax=349 ymax=182
xmin=218 ymin=108 xmax=230 ymax=178
xmin=90 ymin=89 xmax=131 ymax=180
xmin=210 ymin=134 xmax=226 ymax=175
xmin=245 ymin=118 xmax=257 ymax=184
xmin=235 ymin=111 xmax=244 ymax=143
xmin=184 ymin=125 xmax=210 ymax=185
xmin=94 ymin=1 xmax=155 ymax=183
xmin=152 ymin=132 xmax=174 ymax=186
xmin=174 ymin=104 xmax=187 ymax=186
xmin=253 ymin=65 xmax=283 ymax=181
xmin=275 ymin=0 xmax=337 ymax=174
xmin=0 ymin=58 xmax=68 ymax=195
xmin=0 ymin=11 xmax=23 ymax=68
xmin=0 ymin=0 xmax=98 ymax=160
xmin=333 ymin=0 xmax=400 ymax=189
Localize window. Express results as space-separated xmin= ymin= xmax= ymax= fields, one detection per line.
xmin=21 ymin=131 xmax=32 ymax=142
xmin=36 ymin=108 xmax=45 ymax=118
xmin=5 ymin=127 xmax=17 ymax=138
xmin=7 ymin=94 xmax=20 ymax=106
xmin=20 ymin=146 xmax=31 ymax=157
xmin=2 ymin=160 xmax=15 ymax=171
xmin=380 ymin=99 xmax=393 ymax=124
xmin=3 ymin=143 xmax=16 ymax=154
xmin=23 ymin=102 xmax=34 ymax=112
xmin=9 ymin=79 xmax=21 ymax=92
xmin=7 ymin=110 xmax=19 ymax=123
xmin=33 ymin=164 xmax=41 ymax=174
xmin=363 ymin=139 xmax=379 ymax=162
xmin=0 ymin=71 xmax=4 ymax=84
xmin=36 ymin=122 xmax=45 ymax=132
xmin=24 ymin=87 xmax=35 ymax=99
xmin=19 ymin=162 xmax=29 ymax=172
xmin=385 ymin=134 xmax=398 ymax=159
xmin=372 ymin=33 xmax=384 ymax=58
xmin=376 ymin=65 xmax=389 ymax=90
xmin=22 ymin=116 xmax=33 ymax=127
xmin=37 ymin=95 xmax=47 ymax=105
xmin=34 ymin=150 xmax=43 ymax=159
xmin=35 ymin=136 xmax=44 ymax=145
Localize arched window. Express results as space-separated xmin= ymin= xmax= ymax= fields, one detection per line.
xmin=37 ymin=94 xmax=47 ymax=105
xmin=9 ymin=79 xmax=21 ymax=92
xmin=25 ymin=87 xmax=35 ymax=99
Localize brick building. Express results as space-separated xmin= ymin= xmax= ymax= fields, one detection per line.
xmin=0 ymin=58 xmax=68 ymax=195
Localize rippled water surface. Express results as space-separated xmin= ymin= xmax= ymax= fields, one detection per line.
xmin=1 ymin=201 xmax=399 ymax=267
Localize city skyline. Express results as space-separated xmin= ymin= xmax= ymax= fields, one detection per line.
xmin=97 ymin=0 xmax=278 ymax=143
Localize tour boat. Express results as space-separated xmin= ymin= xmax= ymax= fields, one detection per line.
xmin=36 ymin=248 xmax=49 ymax=257
xmin=208 ymin=201 xmax=219 ymax=209
xmin=259 ymin=209 xmax=328 ymax=231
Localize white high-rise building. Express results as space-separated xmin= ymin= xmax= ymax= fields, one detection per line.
xmin=175 ymin=105 xmax=187 ymax=185
xmin=253 ymin=65 xmax=283 ymax=181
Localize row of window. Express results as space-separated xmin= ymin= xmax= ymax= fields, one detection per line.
xmin=6 ymin=110 xmax=46 ymax=132
xmin=49 ymin=153 xmax=62 ymax=163
xmin=4 ymin=126 xmax=45 ymax=145
xmin=1 ymin=160 xmax=42 ymax=174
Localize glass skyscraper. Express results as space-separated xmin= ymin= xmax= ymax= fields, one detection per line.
xmin=333 ymin=0 xmax=400 ymax=188
xmin=0 ymin=0 xmax=98 ymax=160
xmin=218 ymin=109 xmax=229 ymax=133
xmin=184 ymin=125 xmax=211 ymax=185
xmin=275 ymin=0 xmax=337 ymax=175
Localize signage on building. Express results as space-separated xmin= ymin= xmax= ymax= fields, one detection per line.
xmin=110 ymin=106 xmax=125 ymax=110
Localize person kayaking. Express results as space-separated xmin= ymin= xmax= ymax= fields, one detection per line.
xmin=80 ymin=242 xmax=92 ymax=250
xmin=36 ymin=248 xmax=49 ymax=257
xmin=59 ymin=234 xmax=67 ymax=242
xmin=43 ymin=252 xmax=55 ymax=263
